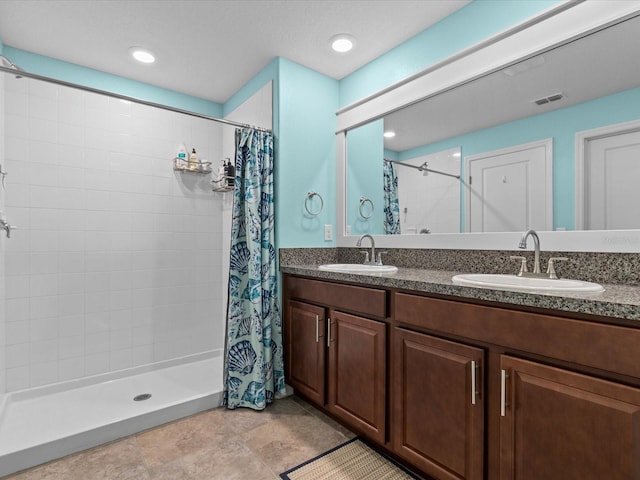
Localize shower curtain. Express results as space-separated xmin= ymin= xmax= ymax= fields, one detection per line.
xmin=383 ymin=161 xmax=401 ymax=234
xmin=224 ymin=128 xmax=285 ymax=410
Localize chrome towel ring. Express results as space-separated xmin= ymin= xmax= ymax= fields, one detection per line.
xmin=304 ymin=191 xmax=324 ymax=216
xmin=359 ymin=197 xmax=374 ymax=219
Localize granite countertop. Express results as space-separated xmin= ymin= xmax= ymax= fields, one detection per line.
xmin=280 ymin=264 xmax=640 ymax=322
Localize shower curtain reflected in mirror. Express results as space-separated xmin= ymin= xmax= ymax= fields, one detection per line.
xmin=383 ymin=160 xmax=401 ymax=234
xmin=224 ymin=128 xmax=285 ymax=410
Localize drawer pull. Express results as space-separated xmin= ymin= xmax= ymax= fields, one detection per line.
xmin=501 ymin=369 xmax=509 ymax=416
xmin=471 ymin=360 xmax=478 ymax=405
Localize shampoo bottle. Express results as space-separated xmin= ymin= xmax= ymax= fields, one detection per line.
xmin=176 ymin=143 xmax=188 ymax=167
xmin=188 ymin=148 xmax=199 ymax=170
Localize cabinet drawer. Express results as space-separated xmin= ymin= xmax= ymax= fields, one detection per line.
xmin=394 ymin=292 xmax=640 ymax=379
xmin=286 ymin=276 xmax=386 ymax=318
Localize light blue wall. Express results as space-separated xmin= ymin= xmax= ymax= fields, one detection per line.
xmin=384 ymin=149 xmax=399 ymax=161
xmin=347 ymin=120 xmax=384 ymax=235
xmin=3 ymin=46 xmax=222 ymax=116
xmin=213 ymin=56 xmax=341 ymax=248
xmin=339 ymin=0 xmax=562 ymax=108
xmin=276 ymin=58 xmax=339 ymax=248
xmin=398 ymin=86 xmax=640 ymax=231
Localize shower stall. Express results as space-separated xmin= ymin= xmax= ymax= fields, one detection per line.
xmin=0 ymin=64 xmax=272 ymax=476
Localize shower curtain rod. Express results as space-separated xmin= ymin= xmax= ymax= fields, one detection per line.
xmin=0 ymin=64 xmax=272 ymax=133
xmin=384 ymin=158 xmax=460 ymax=180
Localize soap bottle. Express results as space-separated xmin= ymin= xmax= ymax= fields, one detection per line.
xmin=225 ymin=159 xmax=235 ymax=187
xmin=218 ymin=159 xmax=227 ymax=184
xmin=176 ymin=143 xmax=188 ymax=168
xmin=188 ymin=148 xmax=199 ymax=170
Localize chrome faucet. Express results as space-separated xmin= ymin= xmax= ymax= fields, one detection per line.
xmin=356 ymin=234 xmax=376 ymax=265
xmin=518 ymin=229 xmax=542 ymax=275
xmin=0 ymin=216 xmax=15 ymax=239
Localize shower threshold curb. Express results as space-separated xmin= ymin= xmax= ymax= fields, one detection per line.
xmin=1 ymin=393 xmax=222 ymax=477
xmin=0 ymin=392 xmax=222 ymax=477
xmin=0 ymin=355 xmax=224 ymax=477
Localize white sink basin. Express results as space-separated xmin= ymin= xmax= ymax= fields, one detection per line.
xmin=451 ymin=273 xmax=604 ymax=293
xmin=319 ymin=263 xmax=398 ymax=274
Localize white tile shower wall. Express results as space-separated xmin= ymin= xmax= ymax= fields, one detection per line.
xmin=3 ymin=75 xmax=225 ymax=391
xmin=397 ymin=150 xmax=460 ymax=234
xmin=0 ymin=72 xmax=6 ymax=394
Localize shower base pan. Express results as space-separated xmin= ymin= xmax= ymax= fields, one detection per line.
xmin=0 ymin=353 xmax=223 ymax=477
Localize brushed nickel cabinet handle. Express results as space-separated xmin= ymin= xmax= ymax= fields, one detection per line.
xmin=471 ymin=360 xmax=478 ymax=405
xmin=501 ymin=369 xmax=508 ymax=416
xmin=315 ymin=315 xmax=319 ymax=343
xmin=327 ymin=318 xmax=331 ymax=347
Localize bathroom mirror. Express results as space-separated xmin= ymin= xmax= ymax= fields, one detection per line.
xmin=337 ymin=2 xmax=640 ymax=251
xmin=345 ymin=11 xmax=640 ymax=236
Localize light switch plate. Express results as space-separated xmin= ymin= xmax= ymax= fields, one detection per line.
xmin=324 ymin=224 xmax=333 ymax=241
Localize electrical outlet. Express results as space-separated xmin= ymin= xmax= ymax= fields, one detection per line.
xmin=324 ymin=224 xmax=333 ymax=241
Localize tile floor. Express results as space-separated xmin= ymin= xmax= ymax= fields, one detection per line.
xmin=3 ymin=396 xmax=356 ymax=480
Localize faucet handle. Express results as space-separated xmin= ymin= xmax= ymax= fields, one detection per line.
xmin=546 ymin=257 xmax=568 ymax=279
xmin=0 ymin=217 xmax=16 ymax=239
xmin=360 ymin=251 xmax=370 ymax=264
xmin=509 ymin=255 xmax=528 ymax=276
xmin=376 ymin=251 xmax=388 ymax=265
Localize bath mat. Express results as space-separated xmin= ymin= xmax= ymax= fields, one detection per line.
xmin=280 ymin=438 xmax=421 ymax=480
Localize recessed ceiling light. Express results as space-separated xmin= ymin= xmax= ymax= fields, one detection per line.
xmin=331 ymin=34 xmax=355 ymax=53
xmin=129 ymin=47 xmax=156 ymax=64
xmin=383 ymin=131 xmax=396 ymax=138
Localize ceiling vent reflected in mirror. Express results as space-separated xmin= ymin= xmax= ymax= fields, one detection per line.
xmin=532 ymin=92 xmax=565 ymax=106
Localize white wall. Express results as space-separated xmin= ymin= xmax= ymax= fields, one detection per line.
xmin=2 ymin=75 xmax=225 ymax=391
xmin=397 ymin=148 xmax=460 ymax=234
xmin=0 ymin=72 xmax=6 ymax=394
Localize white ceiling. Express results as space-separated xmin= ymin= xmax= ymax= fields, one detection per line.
xmin=0 ymin=0 xmax=469 ymax=104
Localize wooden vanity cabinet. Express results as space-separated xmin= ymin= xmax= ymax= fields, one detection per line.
xmin=284 ymin=274 xmax=640 ymax=480
xmin=393 ymin=328 xmax=484 ymax=480
xmin=499 ymin=355 xmax=640 ymax=480
xmin=283 ymin=276 xmax=388 ymax=443
xmin=328 ymin=310 xmax=386 ymax=443
xmin=395 ymin=292 xmax=640 ymax=480
xmin=286 ymin=300 xmax=326 ymax=405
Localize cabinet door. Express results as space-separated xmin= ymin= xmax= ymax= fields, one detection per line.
xmin=286 ymin=300 xmax=326 ymax=406
xmin=327 ymin=310 xmax=386 ymax=444
xmin=500 ymin=356 xmax=640 ymax=480
xmin=393 ymin=328 xmax=484 ymax=480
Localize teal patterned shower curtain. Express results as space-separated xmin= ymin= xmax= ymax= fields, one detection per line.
xmin=224 ymin=128 xmax=285 ymax=410
xmin=383 ymin=160 xmax=401 ymax=234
